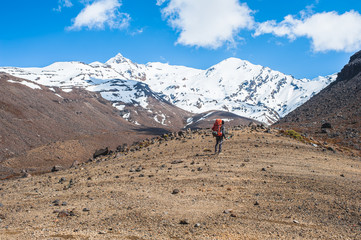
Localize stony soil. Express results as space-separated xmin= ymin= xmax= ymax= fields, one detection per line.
xmin=0 ymin=127 xmax=360 ymax=239
xmin=275 ymin=51 xmax=361 ymax=156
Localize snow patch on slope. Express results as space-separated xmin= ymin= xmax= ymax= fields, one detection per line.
xmin=0 ymin=54 xmax=337 ymax=124
xmin=7 ymin=79 xmax=42 ymax=90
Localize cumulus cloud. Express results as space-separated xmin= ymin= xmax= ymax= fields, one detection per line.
xmin=67 ymin=0 xmax=130 ymax=30
xmin=54 ymin=0 xmax=73 ymax=12
xmin=161 ymin=0 xmax=255 ymax=49
xmin=254 ymin=10 xmax=361 ymax=52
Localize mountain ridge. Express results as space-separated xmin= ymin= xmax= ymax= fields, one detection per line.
xmin=0 ymin=72 xmax=258 ymax=178
xmin=0 ymin=54 xmax=336 ymax=125
xmin=275 ymin=50 xmax=361 ymax=156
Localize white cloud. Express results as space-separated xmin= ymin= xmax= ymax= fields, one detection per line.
xmin=54 ymin=0 xmax=73 ymax=12
xmin=161 ymin=0 xmax=255 ymax=49
xmin=156 ymin=0 xmax=166 ymax=6
xmin=67 ymin=0 xmax=130 ymax=30
xmin=254 ymin=10 xmax=361 ymax=52
xmin=63 ymin=0 xmax=74 ymax=7
xmin=130 ymin=28 xmax=144 ymax=36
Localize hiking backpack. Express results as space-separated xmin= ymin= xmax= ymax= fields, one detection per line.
xmin=212 ymin=119 xmax=223 ymax=137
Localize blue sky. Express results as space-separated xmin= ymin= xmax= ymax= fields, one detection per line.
xmin=1 ymin=0 xmax=361 ymax=78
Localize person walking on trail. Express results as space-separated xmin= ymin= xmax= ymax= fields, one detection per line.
xmin=212 ymin=119 xmax=227 ymax=154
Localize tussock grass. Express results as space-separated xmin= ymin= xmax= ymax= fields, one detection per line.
xmin=280 ymin=129 xmax=307 ymax=142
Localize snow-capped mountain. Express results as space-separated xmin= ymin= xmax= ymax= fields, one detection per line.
xmin=0 ymin=53 xmax=336 ymax=124
xmin=143 ymin=57 xmax=336 ymax=124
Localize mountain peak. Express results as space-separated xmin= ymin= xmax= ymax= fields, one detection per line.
xmin=0 ymin=53 xmax=336 ymax=125
xmin=114 ymin=53 xmax=124 ymax=58
xmin=336 ymin=49 xmax=361 ymax=82
xmin=205 ymin=57 xmax=260 ymax=75
xmin=106 ymin=53 xmax=130 ymax=65
xmin=215 ymin=57 xmax=253 ymax=68
xmin=349 ymin=50 xmax=361 ymax=63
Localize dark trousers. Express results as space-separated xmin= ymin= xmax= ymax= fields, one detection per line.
xmin=215 ymin=136 xmax=223 ymax=153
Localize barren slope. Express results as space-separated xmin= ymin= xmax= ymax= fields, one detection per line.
xmin=0 ymin=127 xmax=360 ymax=239
xmin=275 ymin=50 xmax=361 ymax=156
xmin=0 ymin=73 xmax=170 ymax=179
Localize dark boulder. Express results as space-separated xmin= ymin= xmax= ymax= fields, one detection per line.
xmin=178 ymin=131 xmax=185 ymax=137
xmin=51 ymin=165 xmax=64 ymax=172
xmin=321 ymin=123 xmax=332 ymax=129
xmin=117 ymin=144 xmax=128 ymax=152
xmin=93 ymin=147 xmax=109 ymax=158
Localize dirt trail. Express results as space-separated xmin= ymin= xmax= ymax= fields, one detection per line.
xmin=0 ymin=128 xmax=360 ymax=239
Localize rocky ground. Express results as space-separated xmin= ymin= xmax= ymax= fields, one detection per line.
xmin=275 ymin=50 xmax=361 ymax=156
xmin=0 ymin=127 xmax=360 ymax=239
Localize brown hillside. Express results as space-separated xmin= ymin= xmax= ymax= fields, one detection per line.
xmin=0 ymin=73 xmax=170 ymax=179
xmin=275 ymin=50 xmax=361 ymax=156
xmin=0 ymin=127 xmax=359 ymax=239
xmin=0 ymin=73 xmax=259 ymax=179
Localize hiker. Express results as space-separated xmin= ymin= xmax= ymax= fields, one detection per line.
xmin=212 ymin=119 xmax=227 ymax=154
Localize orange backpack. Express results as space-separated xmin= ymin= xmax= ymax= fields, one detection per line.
xmin=212 ymin=119 xmax=223 ymax=137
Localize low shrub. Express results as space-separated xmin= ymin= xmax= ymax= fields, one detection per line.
xmin=282 ymin=129 xmax=304 ymax=142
